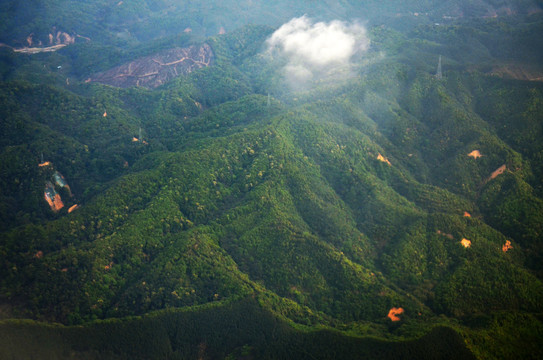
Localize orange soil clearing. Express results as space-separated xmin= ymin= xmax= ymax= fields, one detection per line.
xmin=387 ymin=307 xmax=404 ymax=321
xmin=103 ymin=111 xmax=107 ymax=117
xmin=502 ymin=240 xmax=513 ymax=252
xmin=468 ymin=150 xmax=483 ymax=159
xmin=489 ymin=165 xmax=507 ymax=180
xmin=463 ymin=211 xmax=471 ymax=217
xmin=34 ymin=250 xmax=43 ymax=259
xmin=38 ymin=161 xmax=52 ymax=167
xmin=45 ymin=192 xmax=64 ymax=212
xmin=377 ymin=153 xmax=391 ymax=165
xmin=461 ymin=238 xmax=471 ymax=248
xmin=68 ymin=204 xmax=79 ymax=213
xmin=132 ymin=137 xmax=148 ymax=145
xmin=53 ymin=194 xmax=64 ymax=211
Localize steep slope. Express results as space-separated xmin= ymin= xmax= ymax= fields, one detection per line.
xmin=2 ymin=80 xmax=543 ymax=325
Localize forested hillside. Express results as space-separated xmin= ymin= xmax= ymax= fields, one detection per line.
xmin=1 ymin=1 xmax=543 ymax=359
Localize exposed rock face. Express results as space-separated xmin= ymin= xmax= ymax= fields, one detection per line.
xmin=91 ymin=44 xmax=213 ymax=89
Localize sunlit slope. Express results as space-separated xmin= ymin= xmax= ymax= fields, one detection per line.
xmin=2 ymin=75 xmax=543 ymax=326
xmin=0 ymin=96 xmax=417 ymax=323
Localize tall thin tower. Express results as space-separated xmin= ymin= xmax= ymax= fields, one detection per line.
xmin=436 ymin=55 xmax=442 ymax=80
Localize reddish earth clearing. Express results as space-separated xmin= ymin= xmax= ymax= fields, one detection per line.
xmin=387 ymin=307 xmax=404 ymax=321
xmin=45 ymin=192 xmax=64 ymax=212
xmin=502 ymin=240 xmax=513 ymax=252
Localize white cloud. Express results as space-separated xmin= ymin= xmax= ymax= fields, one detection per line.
xmin=266 ymin=16 xmax=370 ymax=89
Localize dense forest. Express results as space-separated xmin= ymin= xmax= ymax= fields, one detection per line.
xmin=1 ymin=0 xmax=543 ymax=359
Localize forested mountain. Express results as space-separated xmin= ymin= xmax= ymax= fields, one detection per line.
xmin=1 ymin=1 xmax=543 ymax=359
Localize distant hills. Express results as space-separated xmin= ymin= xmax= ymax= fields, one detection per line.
xmin=1 ymin=1 xmax=542 ymax=46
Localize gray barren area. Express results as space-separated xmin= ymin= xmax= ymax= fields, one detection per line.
xmin=91 ymin=44 xmax=213 ymax=88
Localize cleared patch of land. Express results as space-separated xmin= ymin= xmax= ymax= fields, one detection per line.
xmin=387 ymin=307 xmax=404 ymax=321
xmin=91 ymin=44 xmax=214 ymax=89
